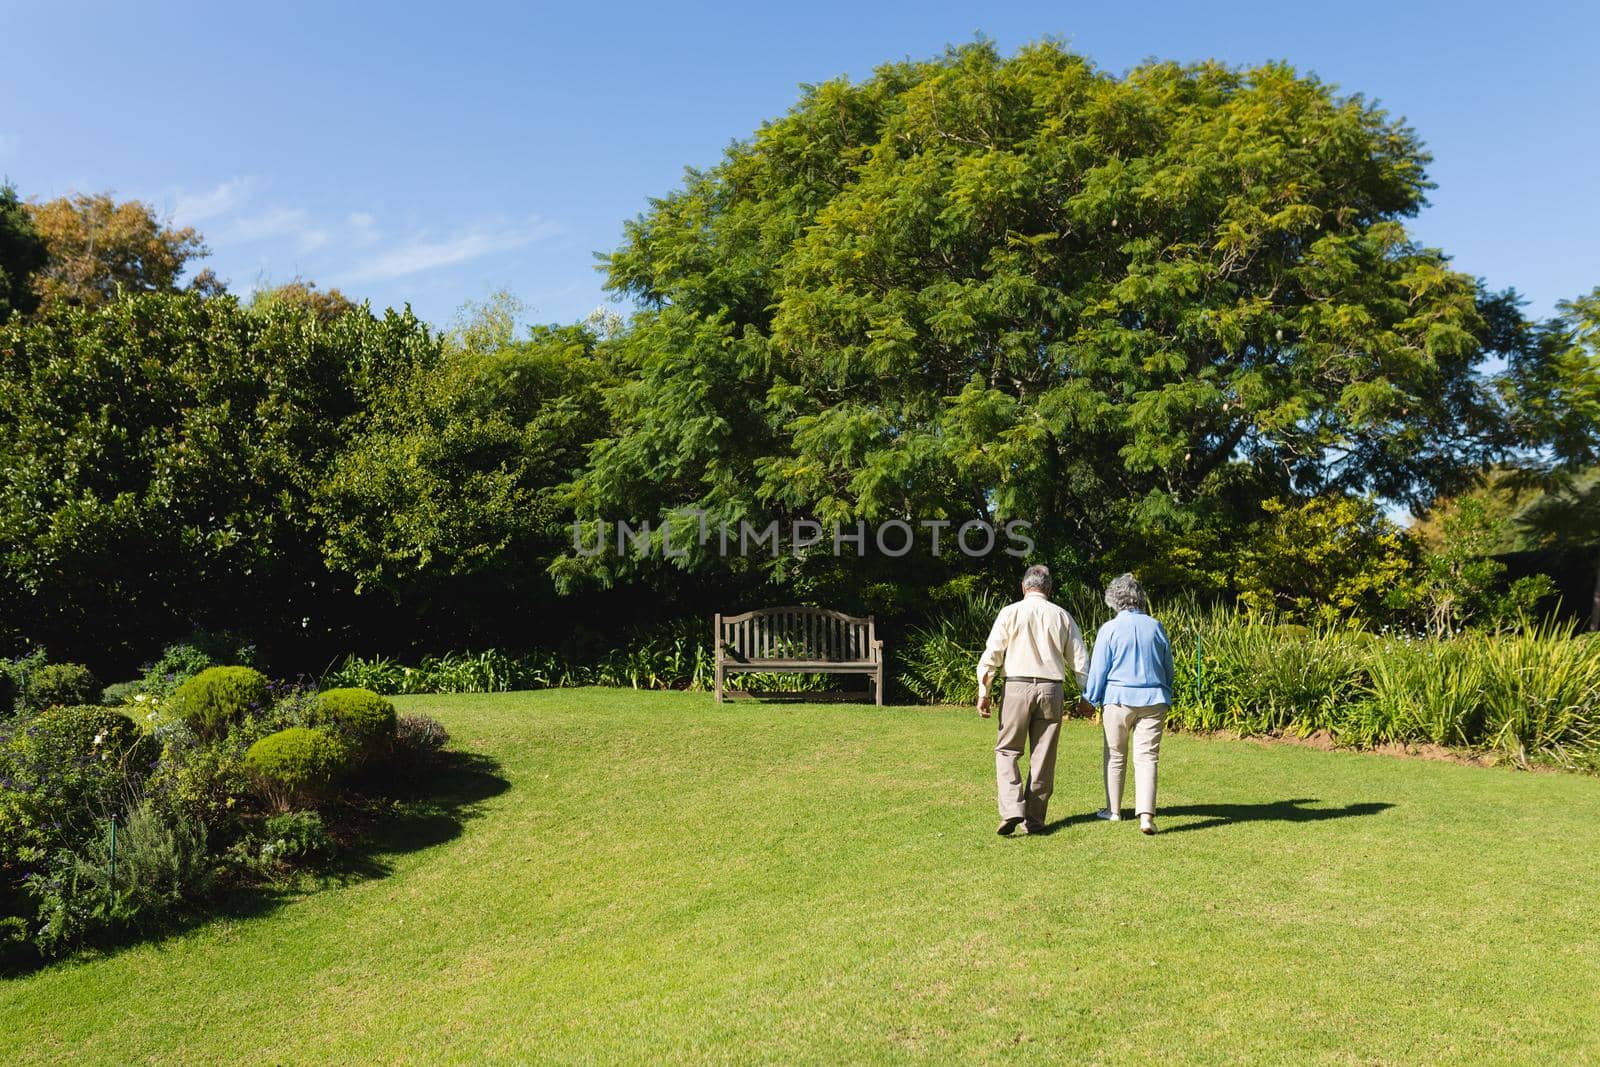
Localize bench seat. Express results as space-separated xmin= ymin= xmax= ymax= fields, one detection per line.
xmin=714 ymin=606 xmax=886 ymax=705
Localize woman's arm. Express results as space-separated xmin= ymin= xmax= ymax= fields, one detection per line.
xmin=1083 ymin=625 xmax=1111 ymax=706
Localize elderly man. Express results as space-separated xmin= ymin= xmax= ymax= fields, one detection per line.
xmin=977 ymin=564 xmax=1092 ymax=836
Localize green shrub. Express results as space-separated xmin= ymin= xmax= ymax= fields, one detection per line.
xmin=100 ymin=680 xmax=144 ymax=706
xmin=1474 ymin=620 xmax=1600 ymax=769
xmin=26 ymin=799 xmax=212 ymax=958
xmin=139 ymin=631 xmax=260 ymax=698
xmin=396 ymin=713 xmax=449 ymax=756
xmin=143 ymin=727 xmax=249 ymax=837
xmin=1 ymin=649 xmax=47 ymax=715
xmin=258 ymin=810 xmax=334 ymax=866
xmin=308 ymin=688 xmax=397 ymax=759
xmin=242 ymin=727 xmax=353 ymax=811
xmin=0 ymin=706 xmax=156 ymax=869
xmin=900 ymin=590 xmax=1007 ymax=705
xmin=27 ymin=663 xmax=101 ymax=711
xmin=171 ymin=666 xmax=269 ymax=737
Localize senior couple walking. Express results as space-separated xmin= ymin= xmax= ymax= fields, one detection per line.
xmin=977 ymin=564 xmax=1174 ymax=837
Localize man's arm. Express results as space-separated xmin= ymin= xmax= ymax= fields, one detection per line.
xmin=975 ymin=607 xmax=1010 ymax=717
xmin=1066 ymin=615 xmax=1091 ymax=691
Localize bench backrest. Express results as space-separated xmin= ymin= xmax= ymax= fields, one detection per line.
xmin=716 ymin=607 xmax=878 ymax=663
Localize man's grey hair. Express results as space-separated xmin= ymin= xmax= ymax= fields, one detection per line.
xmin=1021 ymin=564 xmax=1053 ymax=595
xmin=1104 ymin=573 xmax=1147 ymax=613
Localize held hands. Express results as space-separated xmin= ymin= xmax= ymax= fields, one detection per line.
xmin=1076 ymin=698 xmax=1095 ymax=718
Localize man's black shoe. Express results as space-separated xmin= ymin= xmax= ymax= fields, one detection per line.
xmin=997 ymin=817 xmax=1024 ymax=836
xmin=1024 ymin=820 xmax=1046 ymax=835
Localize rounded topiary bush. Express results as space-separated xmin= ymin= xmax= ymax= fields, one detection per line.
xmin=171 ymin=666 xmax=270 ymax=736
xmin=242 ymin=727 xmax=352 ymax=810
xmin=309 ymin=687 xmax=397 ymax=759
xmin=28 ymin=663 xmax=101 ymax=711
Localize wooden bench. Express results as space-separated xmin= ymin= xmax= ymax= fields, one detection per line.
xmin=714 ymin=607 xmax=885 ymax=705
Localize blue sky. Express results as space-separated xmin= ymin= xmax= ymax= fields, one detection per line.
xmin=3 ymin=1 xmax=1595 ymax=329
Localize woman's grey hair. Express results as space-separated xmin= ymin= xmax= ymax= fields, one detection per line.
xmin=1104 ymin=573 xmax=1147 ymax=613
xmin=1021 ymin=564 xmax=1053 ymax=595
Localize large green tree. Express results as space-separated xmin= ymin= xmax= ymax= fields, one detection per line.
xmin=1507 ymin=288 xmax=1600 ymax=628
xmin=0 ymin=182 xmax=47 ymax=321
xmin=316 ymin=317 xmax=611 ymax=611
xmin=566 ymin=41 xmax=1513 ymax=588
xmin=0 ymin=292 xmax=436 ymax=665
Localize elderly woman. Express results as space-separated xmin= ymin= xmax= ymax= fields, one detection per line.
xmin=1084 ymin=573 xmax=1175 ymax=835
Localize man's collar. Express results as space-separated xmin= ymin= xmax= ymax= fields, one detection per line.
xmin=1024 ymin=590 xmax=1047 ymax=599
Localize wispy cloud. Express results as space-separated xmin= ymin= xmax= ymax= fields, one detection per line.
xmin=348 ymin=211 xmax=382 ymax=247
xmin=172 ymin=177 xmax=255 ymax=223
xmin=340 ymin=217 xmax=562 ymax=283
xmin=163 ymin=179 xmax=561 ymax=295
xmin=213 ymin=206 xmax=328 ymax=252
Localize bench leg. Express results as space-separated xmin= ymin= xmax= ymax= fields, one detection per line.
xmin=715 ymin=663 xmax=725 ymax=704
xmin=875 ymin=665 xmax=885 ymax=706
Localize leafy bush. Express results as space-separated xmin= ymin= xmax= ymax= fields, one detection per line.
xmin=324 ymin=620 xmax=795 ymax=697
xmin=1175 ymin=620 xmax=1370 ymax=737
xmin=0 ymin=706 xmax=156 ymax=869
xmin=138 ymin=631 xmax=260 ymax=698
xmin=1 ymin=648 xmax=47 ymax=715
xmin=395 ymin=714 xmax=449 ymax=758
xmin=144 ymin=731 xmax=248 ymax=837
xmin=308 ymin=688 xmax=396 ymax=762
xmin=26 ymin=799 xmax=212 ymax=958
xmin=257 ymin=810 xmax=334 ymax=866
xmin=242 ymin=728 xmax=353 ymax=811
xmin=99 ymin=681 xmax=144 ymax=706
xmin=171 ymin=666 xmax=270 ymax=737
xmin=26 ymin=663 xmax=101 ymax=711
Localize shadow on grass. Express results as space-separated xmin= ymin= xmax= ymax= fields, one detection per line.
xmin=1036 ymin=797 xmax=1394 ymax=836
xmin=3 ymin=749 xmax=509 ymax=976
xmin=323 ymin=749 xmax=510 ymax=880
xmin=1154 ymin=797 xmax=1394 ymax=834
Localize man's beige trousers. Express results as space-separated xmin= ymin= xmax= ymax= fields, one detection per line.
xmin=995 ymin=679 xmax=1064 ymax=823
xmin=1102 ymin=702 xmax=1170 ymax=817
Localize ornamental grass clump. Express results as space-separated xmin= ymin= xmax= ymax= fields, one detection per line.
xmin=171 ymin=666 xmax=269 ymax=738
xmin=1474 ymin=619 xmax=1600 ymax=769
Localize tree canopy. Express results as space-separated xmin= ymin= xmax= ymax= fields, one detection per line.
xmin=0 ymin=183 xmax=47 ymax=321
xmin=568 ymin=40 xmax=1515 ymax=588
xmin=25 ymin=191 xmax=220 ymax=309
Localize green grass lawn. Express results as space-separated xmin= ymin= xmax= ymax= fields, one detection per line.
xmin=4 ymin=689 xmax=1600 ymax=1064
